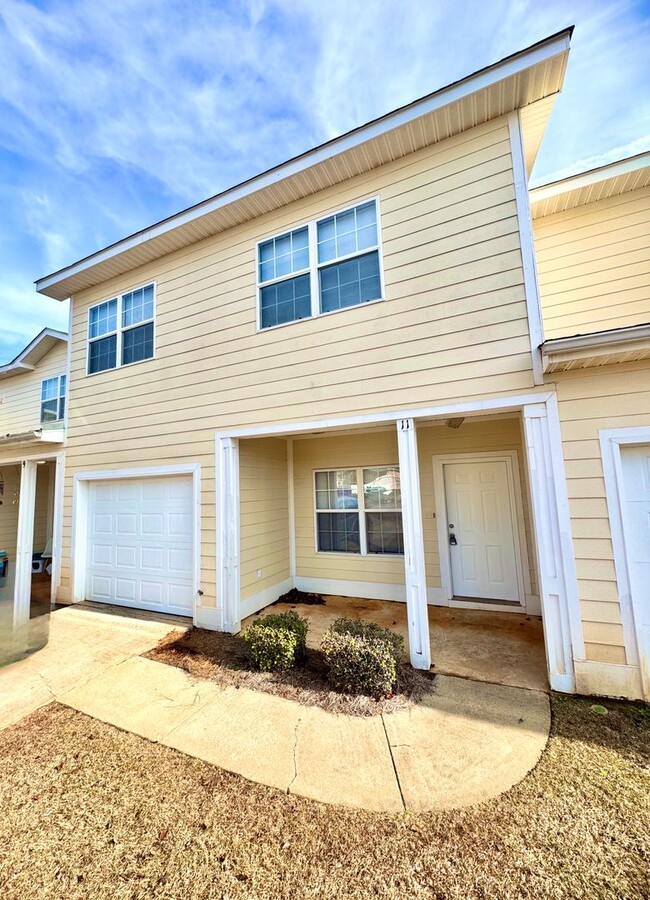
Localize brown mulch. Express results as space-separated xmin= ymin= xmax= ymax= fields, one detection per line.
xmin=144 ymin=627 xmax=434 ymax=717
xmin=0 ymin=696 xmax=648 ymax=899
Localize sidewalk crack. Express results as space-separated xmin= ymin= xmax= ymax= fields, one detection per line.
xmin=381 ymin=714 xmax=406 ymax=811
xmin=286 ymin=716 xmax=302 ymax=794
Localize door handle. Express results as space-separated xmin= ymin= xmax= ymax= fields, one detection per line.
xmin=449 ymin=533 xmax=457 ymax=546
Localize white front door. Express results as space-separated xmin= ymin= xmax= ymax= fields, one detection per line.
xmin=621 ymin=445 xmax=650 ymax=693
xmin=443 ymin=460 xmax=520 ymax=602
xmin=86 ymin=476 xmax=194 ymax=615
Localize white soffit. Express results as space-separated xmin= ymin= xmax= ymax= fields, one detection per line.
xmin=530 ymin=151 xmax=650 ymax=219
xmin=36 ymin=29 xmax=572 ymax=302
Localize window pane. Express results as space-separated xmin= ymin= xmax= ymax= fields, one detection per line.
xmin=122 ymin=284 xmax=154 ymax=328
xmin=317 ymin=512 xmax=360 ymax=553
xmin=363 ymin=466 xmax=401 ymax=509
xmin=319 ymin=251 xmax=381 ymax=312
xmin=41 ymin=399 xmax=58 ymax=423
xmin=41 ymin=377 xmax=58 ymax=401
xmin=122 ymin=322 xmax=154 ymax=365
xmin=58 ymin=396 xmax=66 ymax=419
xmin=366 ymin=512 xmax=404 ymax=555
xmin=258 ymin=227 xmax=309 ymax=282
xmin=260 ymin=274 xmax=311 ymax=329
xmin=89 ymin=299 xmax=117 ymax=338
xmin=88 ymin=334 xmax=117 ymax=374
xmin=60 ymin=374 xmax=67 ymax=397
xmin=317 ymin=201 xmax=377 ymax=263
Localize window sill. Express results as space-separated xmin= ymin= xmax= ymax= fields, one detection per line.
xmin=315 ymin=550 xmax=404 ymax=559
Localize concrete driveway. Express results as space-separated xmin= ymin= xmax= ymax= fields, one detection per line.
xmin=0 ymin=604 xmax=183 ymax=730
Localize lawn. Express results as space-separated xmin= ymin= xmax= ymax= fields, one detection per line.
xmin=0 ymin=695 xmax=647 ymax=899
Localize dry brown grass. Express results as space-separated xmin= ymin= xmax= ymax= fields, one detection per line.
xmin=145 ymin=627 xmax=434 ymax=716
xmin=0 ymin=696 xmax=648 ymax=899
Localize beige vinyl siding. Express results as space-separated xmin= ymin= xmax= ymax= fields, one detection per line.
xmin=60 ymin=116 xmax=533 ymax=607
xmin=32 ymin=462 xmax=52 ymax=552
xmin=0 ymin=342 xmax=67 ymax=435
xmin=554 ymin=361 xmax=650 ymax=664
xmin=239 ymin=438 xmax=290 ymax=601
xmin=534 ymin=186 xmax=650 ymax=339
xmin=292 ymin=416 xmax=538 ymax=598
xmin=0 ymin=464 xmax=21 ymax=562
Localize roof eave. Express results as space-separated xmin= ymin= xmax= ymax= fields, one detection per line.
xmin=36 ymin=27 xmax=573 ymax=302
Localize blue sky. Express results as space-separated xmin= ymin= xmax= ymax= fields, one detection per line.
xmin=0 ymin=0 xmax=648 ymax=363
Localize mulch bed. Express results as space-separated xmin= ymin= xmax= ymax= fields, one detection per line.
xmin=144 ymin=627 xmax=435 ymax=717
xmin=0 ymin=696 xmax=648 ymax=899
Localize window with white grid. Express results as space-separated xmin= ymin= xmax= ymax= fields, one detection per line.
xmin=40 ymin=374 xmax=66 ymax=423
xmin=87 ymin=284 xmax=155 ymax=374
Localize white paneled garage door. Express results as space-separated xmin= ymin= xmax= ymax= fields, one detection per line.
xmin=86 ymin=476 xmax=194 ymax=615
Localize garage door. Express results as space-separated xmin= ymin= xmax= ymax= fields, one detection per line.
xmin=86 ymin=476 xmax=194 ymax=615
xmin=621 ymin=445 xmax=650 ymax=697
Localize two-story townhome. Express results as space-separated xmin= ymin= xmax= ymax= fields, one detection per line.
xmin=0 ymin=328 xmax=68 ymax=628
xmin=30 ymin=28 xmax=648 ymax=702
xmin=532 ymin=151 xmax=650 ymax=701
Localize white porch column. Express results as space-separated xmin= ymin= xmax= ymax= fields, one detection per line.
xmin=13 ymin=460 xmax=38 ymax=629
xmin=396 ymin=418 xmax=431 ymax=670
xmin=217 ymin=436 xmax=241 ymax=633
xmin=523 ymin=397 xmax=584 ymax=692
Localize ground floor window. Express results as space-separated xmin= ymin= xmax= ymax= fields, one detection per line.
xmin=314 ymin=466 xmax=403 ymax=555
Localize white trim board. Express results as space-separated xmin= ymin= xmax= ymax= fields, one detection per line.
xmin=432 ymin=450 xmax=533 ymax=611
xmin=508 ymin=111 xmax=544 ymax=385
xmin=600 ymin=426 xmax=650 ymax=701
xmin=70 ymin=464 xmax=202 ymax=619
xmin=240 ymin=578 xmax=293 ymax=620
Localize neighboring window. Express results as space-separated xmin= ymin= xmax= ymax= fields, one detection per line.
xmin=87 ymin=284 xmax=154 ymax=374
xmin=41 ymin=374 xmax=66 ymax=423
xmin=315 ymin=466 xmax=403 ymax=555
xmin=257 ymin=199 xmax=382 ymax=329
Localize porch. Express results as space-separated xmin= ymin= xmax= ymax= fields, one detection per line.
xmin=216 ymin=393 xmax=584 ymax=693
xmin=245 ymin=596 xmax=548 ymax=692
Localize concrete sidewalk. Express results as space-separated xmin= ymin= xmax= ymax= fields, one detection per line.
xmin=58 ymin=654 xmax=551 ymax=813
xmin=0 ymin=605 xmax=182 ymax=731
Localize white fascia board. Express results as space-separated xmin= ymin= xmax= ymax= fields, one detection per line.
xmin=0 ymin=328 xmax=69 ymax=376
xmin=543 ymin=324 xmax=650 ymax=354
xmin=36 ymin=30 xmax=572 ymax=300
xmin=530 ymin=151 xmax=650 ymax=202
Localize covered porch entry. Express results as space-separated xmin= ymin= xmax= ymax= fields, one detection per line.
xmin=216 ymin=393 xmax=584 ymax=692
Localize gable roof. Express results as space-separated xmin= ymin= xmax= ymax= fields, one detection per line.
xmin=530 ymin=151 xmax=650 ymax=218
xmin=36 ymin=27 xmax=573 ymax=302
xmin=0 ymin=328 xmax=68 ymax=381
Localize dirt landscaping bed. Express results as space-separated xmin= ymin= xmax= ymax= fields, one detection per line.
xmin=0 ymin=696 xmax=648 ymax=899
xmin=144 ymin=626 xmax=435 ymax=716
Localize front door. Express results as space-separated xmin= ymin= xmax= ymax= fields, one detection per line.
xmin=621 ymin=445 xmax=650 ymax=697
xmin=443 ymin=459 xmax=520 ymax=602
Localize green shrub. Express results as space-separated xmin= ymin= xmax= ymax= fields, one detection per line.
xmin=321 ymin=617 xmax=404 ymax=697
xmin=328 ymin=617 xmax=404 ymax=660
xmin=242 ymin=611 xmax=308 ymax=672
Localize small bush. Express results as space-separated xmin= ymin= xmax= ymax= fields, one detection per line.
xmin=328 ymin=618 xmax=404 ymax=660
xmin=321 ymin=618 xmax=404 ymax=697
xmin=242 ymin=611 xmax=308 ymax=672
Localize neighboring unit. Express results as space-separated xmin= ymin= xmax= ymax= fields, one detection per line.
xmin=0 ymin=329 xmax=68 ymax=623
xmin=28 ymin=29 xmax=650 ymax=701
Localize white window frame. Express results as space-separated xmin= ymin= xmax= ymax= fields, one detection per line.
xmin=313 ymin=464 xmax=403 ymax=557
xmin=86 ymin=281 xmax=156 ymax=376
xmin=256 ymin=196 xmax=386 ymax=332
xmin=40 ymin=374 xmax=66 ymax=423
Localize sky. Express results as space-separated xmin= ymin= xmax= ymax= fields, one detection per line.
xmin=0 ymin=0 xmax=648 ymax=363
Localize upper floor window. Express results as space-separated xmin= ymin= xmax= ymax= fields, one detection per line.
xmin=257 ymin=199 xmax=383 ymax=330
xmin=41 ymin=374 xmax=66 ymax=423
xmin=87 ymin=283 xmax=155 ymax=375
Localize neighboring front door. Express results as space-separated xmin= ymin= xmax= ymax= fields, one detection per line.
xmin=620 ymin=445 xmax=650 ymax=697
xmin=443 ymin=459 xmax=520 ymax=602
